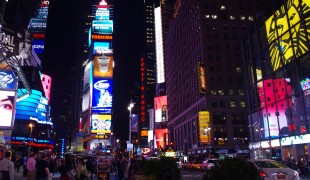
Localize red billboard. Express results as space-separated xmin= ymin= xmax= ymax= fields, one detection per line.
xmin=154 ymin=129 xmax=168 ymax=149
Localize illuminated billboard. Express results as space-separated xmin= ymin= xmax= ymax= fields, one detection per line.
xmin=29 ymin=19 xmax=47 ymax=32
xmin=32 ymin=40 xmax=45 ymax=54
xmin=93 ymin=42 xmax=113 ymax=55
xmin=154 ymin=7 xmax=165 ymax=84
xmin=198 ymin=62 xmax=206 ymax=94
xmin=199 ymin=111 xmax=210 ymax=144
xmin=96 ymin=7 xmax=110 ymax=20
xmin=0 ymin=89 xmax=16 ymax=129
xmin=37 ymin=7 xmax=48 ymax=19
xmin=92 ymin=20 xmax=113 ymax=34
xmin=265 ymin=0 xmax=310 ymax=71
xmin=15 ymin=89 xmax=51 ymax=124
xmin=0 ymin=67 xmax=17 ymax=90
xmin=91 ymin=114 xmax=112 ymax=133
xmin=154 ymin=129 xmax=168 ymax=149
xmin=154 ymin=96 xmax=167 ymax=123
xmin=82 ymin=62 xmax=92 ymax=112
xmin=91 ymin=34 xmax=113 ymax=41
xmin=92 ymin=78 xmax=112 ymax=114
xmin=93 ymin=55 xmax=113 ymax=78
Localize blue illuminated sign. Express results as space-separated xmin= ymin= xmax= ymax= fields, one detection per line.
xmin=0 ymin=69 xmax=17 ymax=90
xmin=93 ymin=42 xmax=111 ymax=55
xmin=32 ymin=40 xmax=45 ymax=54
xmin=95 ymin=8 xmax=110 ymax=20
xmin=92 ymin=20 xmax=113 ymax=34
xmin=92 ymin=78 xmax=112 ymax=114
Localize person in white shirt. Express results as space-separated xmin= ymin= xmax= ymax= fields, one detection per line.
xmin=0 ymin=151 xmax=15 ymax=180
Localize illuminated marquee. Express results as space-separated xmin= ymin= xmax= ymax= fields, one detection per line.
xmin=140 ymin=57 xmax=146 ymax=123
xmin=199 ymin=111 xmax=210 ymax=144
xmin=91 ymin=114 xmax=112 ymax=134
xmin=198 ymin=62 xmax=206 ymax=94
xmin=265 ymin=0 xmax=310 ymax=71
xmin=92 ymin=20 xmax=113 ymax=34
xmin=91 ymin=35 xmax=113 ymax=41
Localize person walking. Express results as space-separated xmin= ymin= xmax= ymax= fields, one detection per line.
xmin=76 ymin=158 xmax=89 ymax=180
xmin=36 ymin=153 xmax=50 ymax=180
xmin=0 ymin=151 xmax=15 ymax=180
xmin=26 ymin=152 xmax=37 ymax=180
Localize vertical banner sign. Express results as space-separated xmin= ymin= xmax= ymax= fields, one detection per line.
xmin=199 ymin=111 xmax=210 ymax=144
xmin=148 ymin=109 xmax=154 ymax=130
xmin=140 ymin=57 xmax=146 ymax=123
xmin=198 ymin=62 xmax=206 ymax=94
xmin=131 ymin=114 xmax=139 ymax=132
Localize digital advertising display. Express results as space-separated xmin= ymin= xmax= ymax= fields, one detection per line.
xmin=198 ymin=111 xmax=210 ymax=144
xmin=265 ymin=0 xmax=310 ymax=71
xmin=95 ymin=7 xmax=110 ymax=20
xmin=92 ymin=20 xmax=113 ymax=34
xmin=154 ymin=129 xmax=168 ymax=149
xmin=15 ymin=89 xmax=51 ymax=124
xmin=93 ymin=42 xmax=113 ymax=55
xmin=82 ymin=62 xmax=92 ymax=112
xmin=154 ymin=96 xmax=167 ymax=123
xmin=93 ymin=56 xmax=113 ymax=78
xmin=155 ymin=6 xmax=165 ymax=84
xmin=92 ymin=78 xmax=112 ymax=114
xmin=0 ymin=89 xmax=16 ymax=130
xmin=198 ymin=62 xmax=207 ymax=94
xmin=32 ymin=40 xmax=45 ymax=54
xmin=91 ymin=114 xmax=112 ymax=133
xmin=37 ymin=7 xmax=48 ymax=19
xmin=29 ymin=19 xmax=47 ymax=32
xmin=0 ymin=66 xmax=17 ymax=90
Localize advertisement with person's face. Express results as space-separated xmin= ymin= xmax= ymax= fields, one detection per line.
xmin=154 ymin=96 xmax=167 ymax=123
xmin=91 ymin=114 xmax=112 ymax=133
xmin=0 ymin=90 xmax=16 ymax=129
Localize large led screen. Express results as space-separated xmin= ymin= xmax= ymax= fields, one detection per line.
xmin=91 ymin=114 xmax=112 ymax=133
xmin=82 ymin=62 xmax=92 ymax=112
xmin=155 ymin=7 xmax=165 ymax=84
xmin=15 ymin=89 xmax=51 ymax=124
xmin=154 ymin=129 xmax=168 ymax=149
xmin=93 ymin=56 xmax=113 ymax=78
xmin=95 ymin=7 xmax=110 ymax=20
xmin=93 ymin=42 xmax=113 ymax=55
xmin=198 ymin=111 xmax=210 ymax=144
xmin=0 ymin=66 xmax=17 ymax=90
xmin=0 ymin=89 xmax=16 ymax=129
xmin=29 ymin=19 xmax=47 ymax=32
xmin=154 ymin=96 xmax=167 ymax=123
xmin=92 ymin=78 xmax=112 ymax=114
xmin=265 ymin=0 xmax=310 ymax=71
xmin=92 ymin=20 xmax=113 ymax=34
xmin=32 ymin=40 xmax=45 ymax=54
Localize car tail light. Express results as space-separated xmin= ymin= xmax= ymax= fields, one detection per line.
xmin=294 ymin=171 xmax=299 ymax=177
xmin=259 ymin=170 xmax=268 ymax=177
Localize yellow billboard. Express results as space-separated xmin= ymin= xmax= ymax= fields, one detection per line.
xmin=91 ymin=114 xmax=112 ymax=134
xmin=199 ymin=111 xmax=210 ymax=144
xmin=93 ymin=55 xmax=113 ymax=78
xmin=265 ymin=0 xmax=310 ymax=71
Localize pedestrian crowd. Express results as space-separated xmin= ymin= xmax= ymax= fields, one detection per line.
xmin=285 ymin=155 xmax=310 ymax=178
xmin=0 ymin=151 xmax=97 ymax=180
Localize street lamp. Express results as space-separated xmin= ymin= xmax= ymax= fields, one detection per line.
xmin=127 ymin=100 xmax=134 ymax=143
xmin=28 ymin=123 xmax=34 ymax=156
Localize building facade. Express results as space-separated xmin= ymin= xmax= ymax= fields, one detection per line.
xmin=242 ymin=0 xmax=310 ymax=160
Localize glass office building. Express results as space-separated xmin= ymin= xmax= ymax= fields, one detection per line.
xmin=242 ymin=0 xmax=310 ymax=160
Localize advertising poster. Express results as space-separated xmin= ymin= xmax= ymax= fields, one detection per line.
xmin=91 ymin=114 xmax=112 ymax=133
xmin=131 ymin=114 xmax=138 ymax=132
xmin=92 ymin=79 xmax=112 ymax=113
xmin=15 ymin=89 xmax=50 ymax=124
xmin=82 ymin=62 xmax=92 ymax=112
xmin=92 ymin=20 xmax=113 ymax=34
xmin=0 ymin=89 xmax=16 ymax=129
xmin=154 ymin=96 xmax=167 ymax=123
xmin=32 ymin=40 xmax=45 ymax=54
xmin=29 ymin=19 xmax=47 ymax=32
xmin=93 ymin=42 xmax=113 ymax=55
xmin=154 ymin=129 xmax=168 ymax=149
xmin=90 ymin=139 xmax=111 ymax=150
xmin=95 ymin=7 xmax=110 ymax=20
xmin=93 ymin=56 xmax=113 ymax=78
xmin=198 ymin=62 xmax=207 ymax=94
xmin=199 ymin=111 xmax=210 ymax=144
xmin=0 ymin=66 xmax=17 ymax=90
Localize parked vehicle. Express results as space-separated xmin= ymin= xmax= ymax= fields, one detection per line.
xmin=249 ymin=159 xmax=300 ymax=180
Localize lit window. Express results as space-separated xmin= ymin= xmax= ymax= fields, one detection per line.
xmin=221 ymin=5 xmax=226 ymax=10
xmin=230 ymin=101 xmax=236 ymax=107
xmin=211 ymin=90 xmax=217 ymax=95
xmin=240 ymin=16 xmax=245 ymax=20
xmin=236 ymin=67 xmax=241 ymax=73
xmin=230 ymin=16 xmax=235 ymax=20
xmin=229 ymin=90 xmax=234 ymax=95
xmin=248 ymin=16 xmax=254 ymax=21
xmin=205 ymin=14 xmax=210 ymax=18
xmin=218 ymin=90 xmax=224 ymax=95
xmin=238 ymin=90 xmax=244 ymax=96
xmin=212 ymin=15 xmax=217 ymax=19
xmin=240 ymin=101 xmax=246 ymax=108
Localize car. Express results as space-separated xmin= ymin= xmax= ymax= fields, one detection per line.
xmin=249 ymin=159 xmax=300 ymax=180
xmin=190 ymin=161 xmax=201 ymax=169
xmin=173 ymin=157 xmax=183 ymax=169
xmin=183 ymin=161 xmax=193 ymax=169
xmin=202 ymin=158 xmax=218 ymax=170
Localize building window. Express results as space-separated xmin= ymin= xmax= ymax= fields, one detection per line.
xmin=212 ymin=15 xmax=217 ymax=19
xmin=230 ymin=101 xmax=236 ymax=107
xmin=230 ymin=16 xmax=235 ymax=20
xmin=240 ymin=101 xmax=246 ymax=108
xmin=218 ymin=90 xmax=224 ymax=95
xmin=238 ymin=89 xmax=244 ymax=96
xmin=236 ymin=67 xmax=242 ymax=73
xmin=248 ymin=16 xmax=254 ymax=21
xmin=205 ymin=14 xmax=210 ymax=19
xmin=240 ymin=16 xmax=246 ymax=20
xmin=211 ymin=90 xmax=217 ymax=95
xmin=229 ymin=89 xmax=234 ymax=95
xmin=221 ymin=5 xmax=226 ymax=10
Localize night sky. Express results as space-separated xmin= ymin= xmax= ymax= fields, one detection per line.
xmin=43 ymin=0 xmax=144 ymax=141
